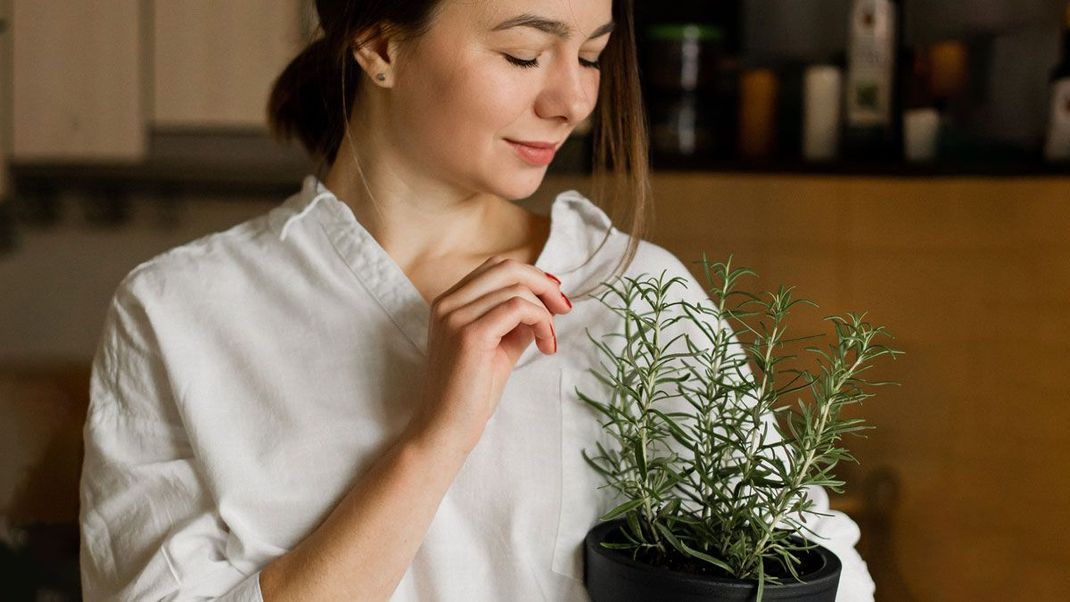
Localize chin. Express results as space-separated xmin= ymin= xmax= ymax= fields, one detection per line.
xmin=468 ymin=159 xmax=543 ymax=200
xmin=495 ymin=170 xmax=547 ymax=201
xmin=464 ymin=150 xmax=551 ymax=200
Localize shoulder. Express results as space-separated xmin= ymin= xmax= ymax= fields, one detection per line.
xmin=549 ymin=188 xmax=693 ymax=272
xmin=555 ymin=189 xmax=703 ymax=283
xmin=628 ymin=239 xmax=714 ymax=306
xmin=627 ymin=238 xmax=696 ymax=281
xmin=111 ymin=211 xmax=277 ymax=312
xmin=548 ymin=188 xmax=710 ymax=302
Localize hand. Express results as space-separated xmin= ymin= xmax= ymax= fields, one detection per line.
xmin=406 ymin=256 xmax=572 ymax=452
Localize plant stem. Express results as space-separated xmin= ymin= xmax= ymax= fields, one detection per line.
xmin=638 ymin=290 xmax=665 ymax=555
xmin=741 ymin=351 xmax=863 ymax=574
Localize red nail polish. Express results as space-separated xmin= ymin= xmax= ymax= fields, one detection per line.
xmin=545 ymin=272 xmax=561 ymax=284
xmin=561 ymin=292 xmax=572 ymax=309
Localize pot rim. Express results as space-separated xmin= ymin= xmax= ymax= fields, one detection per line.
xmin=584 ymin=518 xmax=842 ymax=592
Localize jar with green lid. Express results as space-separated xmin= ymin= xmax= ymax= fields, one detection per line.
xmin=642 ymin=23 xmax=726 ymax=158
xmin=642 ymin=23 xmax=722 ymax=91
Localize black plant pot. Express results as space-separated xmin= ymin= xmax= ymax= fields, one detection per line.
xmin=584 ymin=519 xmax=841 ymax=602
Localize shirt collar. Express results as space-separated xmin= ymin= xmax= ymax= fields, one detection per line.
xmin=269 ymin=174 xmax=619 ymax=364
xmin=268 ymin=175 xmax=334 ymax=241
xmin=269 ymin=174 xmax=617 ymax=287
xmin=273 ymin=174 xmax=613 ymax=251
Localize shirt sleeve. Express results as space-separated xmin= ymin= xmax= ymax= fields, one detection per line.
xmin=79 ymin=275 xmax=264 ymax=601
xmin=660 ymin=252 xmax=876 ymax=602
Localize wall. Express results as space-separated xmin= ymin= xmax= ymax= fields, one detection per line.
xmin=645 ymin=173 xmax=1070 ymax=601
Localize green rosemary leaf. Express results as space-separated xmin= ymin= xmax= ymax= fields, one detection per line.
xmin=655 ymin=522 xmax=736 ymax=574
xmin=599 ymin=498 xmax=646 ymax=522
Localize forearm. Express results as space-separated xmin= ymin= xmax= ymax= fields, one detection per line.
xmin=259 ymin=427 xmax=473 ymax=601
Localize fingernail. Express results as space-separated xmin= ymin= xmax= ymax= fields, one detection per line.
xmin=545 ymin=272 xmax=561 ymax=284
xmin=561 ymin=292 xmax=572 ymax=309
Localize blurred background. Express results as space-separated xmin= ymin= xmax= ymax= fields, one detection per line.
xmin=2 ymin=1 xmax=1069 ymax=600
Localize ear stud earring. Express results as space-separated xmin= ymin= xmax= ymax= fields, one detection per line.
xmin=376 ymin=72 xmax=386 ymax=82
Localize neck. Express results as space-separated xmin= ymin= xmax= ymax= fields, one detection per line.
xmin=322 ymin=108 xmax=505 ymax=270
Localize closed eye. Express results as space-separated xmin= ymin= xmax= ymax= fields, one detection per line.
xmin=503 ymin=54 xmax=601 ymax=70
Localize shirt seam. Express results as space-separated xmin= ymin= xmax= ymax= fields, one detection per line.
xmin=312 ymin=213 xmax=426 ymax=355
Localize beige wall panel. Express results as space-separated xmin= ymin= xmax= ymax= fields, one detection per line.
xmin=152 ymin=0 xmax=307 ymax=129
xmin=11 ymin=0 xmax=144 ymax=161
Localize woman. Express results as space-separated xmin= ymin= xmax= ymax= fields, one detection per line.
xmin=79 ymin=1 xmax=876 ymax=600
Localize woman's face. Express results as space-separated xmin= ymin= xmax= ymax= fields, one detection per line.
xmin=388 ymin=0 xmax=614 ymax=200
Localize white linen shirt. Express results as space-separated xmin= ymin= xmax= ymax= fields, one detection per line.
xmin=79 ymin=174 xmax=876 ymax=601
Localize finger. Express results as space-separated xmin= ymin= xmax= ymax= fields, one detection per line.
xmin=449 ymin=283 xmax=546 ymax=328
xmin=437 ymin=257 xmax=571 ymax=317
xmin=472 ymin=297 xmax=556 ymax=355
xmin=434 ymin=255 xmax=509 ymax=306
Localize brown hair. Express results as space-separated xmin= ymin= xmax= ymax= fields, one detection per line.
xmin=267 ymin=0 xmax=650 ymax=299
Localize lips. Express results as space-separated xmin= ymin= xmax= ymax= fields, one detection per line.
xmin=506 ymin=139 xmax=561 ymax=149
xmin=506 ymin=139 xmax=560 ymax=166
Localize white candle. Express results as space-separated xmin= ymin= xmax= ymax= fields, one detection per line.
xmin=904 ymin=108 xmax=940 ymax=163
xmin=803 ymin=65 xmax=842 ymax=162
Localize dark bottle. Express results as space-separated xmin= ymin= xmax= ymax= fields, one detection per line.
xmin=636 ymin=1 xmax=740 ymax=166
xmin=842 ymin=0 xmax=905 ymax=162
xmin=642 ymin=23 xmax=723 ymax=160
xmin=1044 ymin=2 xmax=1070 ymax=162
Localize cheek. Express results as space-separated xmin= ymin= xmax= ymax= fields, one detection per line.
xmin=400 ymin=63 xmax=532 ymax=152
xmin=478 ymin=69 xmax=536 ymax=126
xmin=436 ymin=63 xmax=534 ymax=137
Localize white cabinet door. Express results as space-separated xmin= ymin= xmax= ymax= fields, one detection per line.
xmin=152 ymin=0 xmax=308 ymax=130
xmin=11 ymin=0 xmax=145 ymax=161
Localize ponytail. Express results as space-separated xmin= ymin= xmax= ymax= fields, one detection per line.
xmin=266 ymin=1 xmax=446 ymax=172
xmin=267 ymin=36 xmax=360 ymax=170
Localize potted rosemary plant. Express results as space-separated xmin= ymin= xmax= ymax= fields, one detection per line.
xmin=577 ymin=256 xmax=903 ymax=602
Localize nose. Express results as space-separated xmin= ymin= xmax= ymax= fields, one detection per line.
xmin=534 ymin=54 xmax=598 ymax=126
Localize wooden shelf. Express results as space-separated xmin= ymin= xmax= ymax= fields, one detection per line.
xmin=650 ymin=154 xmax=1070 ymax=178
xmin=8 ymin=128 xmax=314 ymax=199
xmin=8 ymin=127 xmax=1070 ymax=207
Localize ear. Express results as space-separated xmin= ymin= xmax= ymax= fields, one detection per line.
xmin=351 ymin=22 xmax=403 ymax=86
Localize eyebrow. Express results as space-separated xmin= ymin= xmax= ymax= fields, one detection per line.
xmin=491 ymin=14 xmax=616 ymax=41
